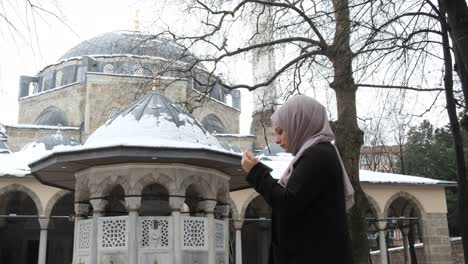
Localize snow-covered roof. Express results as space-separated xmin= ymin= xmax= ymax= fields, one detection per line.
xmin=359 ymin=170 xmax=456 ymax=186
xmin=259 ymin=154 xmax=457 ymax=186
xmin=0 ymin=130 xmax=81 ymax=177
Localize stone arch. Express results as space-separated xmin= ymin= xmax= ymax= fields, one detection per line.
xmin=383 ymin=191 xmax=425 ymax=217
xmin=134 ymin=173 xmax=175 ymax=196
xmin=240 ymin=190 xmax=260 ymax=220
xmin=33 ymin=105 xmax=69 ymax=126
xmin=229 ymin=196 xmax=240 ymax=221
xmin=179 ymin=175 xmax=214 ymax=199
xmin=215 ymin=181 xmax=230 ymax=204
xmin=75 ymin=176 xmax=90 ymax=202
xmin=365 ymin=193 xmax=383 ymax=218
xmin=201 ymin=113 xmax=228 ymax=134
xmin=93 ymin=175 xmax=130 ymax=198
xmin=0 ymin=183 xmax=44 ymax=216
xmin=44 ymin=190 xmax=72 ymax=217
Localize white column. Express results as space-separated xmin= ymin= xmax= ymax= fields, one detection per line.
xmin=37 ymin=218 xmax=50 ymax=264
xmin=199 ymin=200 xmax=217 ymax=264
xmin=170 ymin=197 xmax=185 ymax=264
xmin=401 ymin=226 xmax=411 ymax=264
xmin=72 ymin=203 xmax=90 ymax=264
xmin=89 ymin=198 xmax=107 ymax=264
xmin=234 ymin=221 xmax=243 ymax=264
xmin=218 ymin=204 xmax=231 ymax=264
xmin=125 ymin=197 xmax=141 ymax=264
xmin=377 ymin=220 xmax=388 ymax=264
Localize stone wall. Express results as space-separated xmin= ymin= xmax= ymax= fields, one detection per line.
xmin=421 ymin=213 xmax=453 ymax=264
xmin=84 ymin=74 xmax=153 ymax=136
xmin=18 ymin=83 xmax=86 ymax=127
xmin=5 ymin=126 xmax=82 ymax=151
xmin=370 ymin=238 xmax=464 ymax=264
xmin=451 ymin=238 xmax=465 ymax=264
xmin=190 ymin=91 xmax=240 ymax=134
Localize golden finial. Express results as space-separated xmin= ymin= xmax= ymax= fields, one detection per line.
xmin=134 ymin=10 xmax=140 ymax=31
xmin=152 ymin=78 xmax=159 ymax=91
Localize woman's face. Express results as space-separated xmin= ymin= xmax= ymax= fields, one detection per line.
xmin=274 ymin=127 xmax=290 ymax=152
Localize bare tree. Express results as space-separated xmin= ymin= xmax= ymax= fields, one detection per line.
xmin=145 ymin=0 xmax=463 ymax=262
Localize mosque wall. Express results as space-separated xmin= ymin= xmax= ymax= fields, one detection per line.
xmin=190 ymin=91 xmax=240 ymax=134
xmin=83 ymin=74 xmax=189 ymax=139
xmin=18 ymin=83 xmax=86 ymax=127
xmin=5 ymin=126 xmax=81 ymax=152
xmin=84 ymin=74 xmax=152 ymax=136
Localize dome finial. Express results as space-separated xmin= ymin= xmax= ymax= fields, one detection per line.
xmin=133 ymin=10 xmax=140 ymax=31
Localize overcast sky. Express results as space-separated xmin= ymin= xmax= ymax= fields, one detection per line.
xmin=0 ymin=0 xmax=450 ymax=139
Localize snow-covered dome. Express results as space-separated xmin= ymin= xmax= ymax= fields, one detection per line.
xmin=22 ymin=130 xmax=80 ymax=152
xmin=59 ymin=31 xmax=195 ymax=63
xmin=85 ymin=90 xmax=223 ymax=150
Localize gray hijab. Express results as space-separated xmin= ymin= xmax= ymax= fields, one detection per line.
xmin=271 ymin=95 xmax=355 ymax=211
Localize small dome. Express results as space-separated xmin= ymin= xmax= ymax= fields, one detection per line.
xmin=22 ymin=130 xmax=80 ymax=152
xmin=59 ymin=31 xmax=195 ymax=63
xmin=86 ymin=91 xmax=222 ymax=149
xmin=33 ymin=106 xmax=69 ymax=127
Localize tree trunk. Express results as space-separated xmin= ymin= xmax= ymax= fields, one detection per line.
xmin=331 ymin=0 xmax=369 ymax=263
xmin=440 ymin=1 xmax=468 ymax=261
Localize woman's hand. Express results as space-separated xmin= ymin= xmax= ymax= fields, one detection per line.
xmin=241 ymin=149 xmax=258 ymax=173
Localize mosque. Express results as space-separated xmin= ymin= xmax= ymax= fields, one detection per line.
xmin=0 ymin=31 xmax=459 ymax=264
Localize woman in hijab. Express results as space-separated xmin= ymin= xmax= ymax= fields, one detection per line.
xmin=241 ymin=95 xmax=354 ymax=264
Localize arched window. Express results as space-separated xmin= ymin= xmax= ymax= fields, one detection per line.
xmin=103 ymin=63 xmax=114 ymax=74
xmin=55 ymin=71 xmax=63 ymax=87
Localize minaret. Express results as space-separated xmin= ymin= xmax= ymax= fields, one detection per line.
xmin=249 ymin=3 xmax=277 ymax=150
xmin=133 ymin=9 xmax=140 ymax=31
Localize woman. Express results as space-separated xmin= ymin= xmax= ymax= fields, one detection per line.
xmin=241 ymin=95 xmax=354 ymax=264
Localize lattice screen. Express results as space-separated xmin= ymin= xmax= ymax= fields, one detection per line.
xmin=182 ymin=217 xmax=208 ymax=250
xmin=99 ymin=216 xmax=128 ymax=249
xmin=215 ymin=220 xmax=225 ymax=251
xmin=139 ymin=217 xmax=171 ymax=249
xmin=78 ymin=220 xmax=93 ymax=250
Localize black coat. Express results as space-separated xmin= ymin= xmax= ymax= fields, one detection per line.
xmin=246 ymin=142 xmax=353 ymax=264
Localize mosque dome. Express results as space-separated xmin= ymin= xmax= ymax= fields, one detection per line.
xmin=22 ymin=130 xmax=80 ymax=152
xmin=85 ymin=90 xmax=223 ymax=149
xmin=59 ymin=31 xmax=195 ymax=63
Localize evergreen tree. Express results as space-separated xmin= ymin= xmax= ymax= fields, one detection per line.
xmin=402 ymin=120 xmax=459 ymax=235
